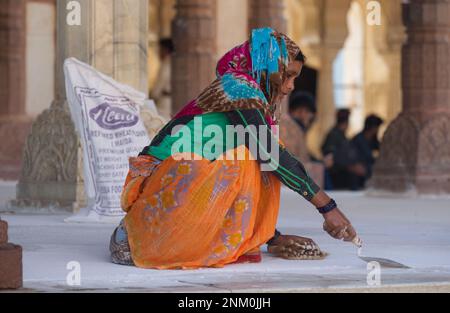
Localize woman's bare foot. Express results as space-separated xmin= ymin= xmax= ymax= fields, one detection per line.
xmin=267 ymin=234 xmax=328 ymax=260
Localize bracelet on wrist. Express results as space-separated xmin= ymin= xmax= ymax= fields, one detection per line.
xmin=317 ymin=199 xmax=337 ymax=214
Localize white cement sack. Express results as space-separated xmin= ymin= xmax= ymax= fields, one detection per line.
xmin=63 ymin=58 xmax=152 ymax=222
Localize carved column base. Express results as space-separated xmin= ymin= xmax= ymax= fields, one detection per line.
xmin=0 ymin=116 xmax=33 ymax=181
xmin=9 ymin=101 xmax=85 ymax=213
xmin=369 ymin=113 xmax=450 ymax=194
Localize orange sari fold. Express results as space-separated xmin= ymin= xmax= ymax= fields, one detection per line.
xmin=120 ymin=147 xmax=281 ymax=269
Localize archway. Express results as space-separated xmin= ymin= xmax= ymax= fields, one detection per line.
xmin=333 ymin=1 xmax=365 ymax=136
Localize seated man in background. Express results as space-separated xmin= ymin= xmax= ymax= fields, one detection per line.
xmin=279 ymin=91 xmax=325 ymax=188
xmin=321 ymin=109 xmax=351 ymax=159
xmin=351 ymin=114 xmax=384 ymax=189
xmin=321 ymin=109 xmax=366 ymax=191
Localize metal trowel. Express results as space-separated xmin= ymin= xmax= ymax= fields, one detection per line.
xmin=352 ymin=237 xmax=410 ymax=269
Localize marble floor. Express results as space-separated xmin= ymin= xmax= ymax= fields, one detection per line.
xmin=1 ymin=182 xmax=450 ymax=293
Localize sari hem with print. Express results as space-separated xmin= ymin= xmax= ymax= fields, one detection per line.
xmin=115 ymin=147 xmax=281 ymax=270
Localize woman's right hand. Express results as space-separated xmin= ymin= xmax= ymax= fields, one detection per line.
xmin=322 ymin=208 xmax=357 ymax=242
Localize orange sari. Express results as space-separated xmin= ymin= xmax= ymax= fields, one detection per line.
xmin=120 ymin=147 xmax=281 ymax=269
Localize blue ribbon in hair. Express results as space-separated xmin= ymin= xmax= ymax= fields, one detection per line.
xmin=250 ymin=27 xmax=289 ymax=95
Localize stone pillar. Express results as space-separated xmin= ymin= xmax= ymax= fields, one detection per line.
xmin=248 ymin=0 xmax=287 ymax=33
xmin=0 ymin=0 xmax=33 ymax=180
xmin=364 ymin=0 xmax=405 ymax=127
xmin=0 ymin=217 xmax=22 ymax=290
xmin=12 ymin=0 xmax=149 ymax=212
xmin=381 ymin=0 xmax=406 ymax=123
xmin=306 ymin=0 xmax=351 ymax=158
xmin=370 ymin=0 xmax=450 ymax=194
xmin=171 ymin=0 xmax=217 ymax=113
